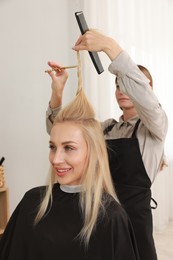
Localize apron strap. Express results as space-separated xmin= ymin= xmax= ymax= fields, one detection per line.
xmin=103 ymin=121 xmax=115 ymax=135
xmin=104 ymin=119 xmax=141 ymax=137
xmin=151 ymin=197 xmax=158 ymax=209
xmin=132 ymin=119 xmax=141 ymax=138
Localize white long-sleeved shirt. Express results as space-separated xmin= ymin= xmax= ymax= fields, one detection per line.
xmin=46 ymin=51 xmax=168 ymax=183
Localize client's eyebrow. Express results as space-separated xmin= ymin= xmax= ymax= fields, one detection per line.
xmin=49 ymin=141 xmax=78 ymax=145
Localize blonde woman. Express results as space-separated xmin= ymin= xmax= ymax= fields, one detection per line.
xmin=0 ymin=54 xmax=139 ymax=260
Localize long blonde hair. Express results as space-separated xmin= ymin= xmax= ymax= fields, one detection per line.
xmin=35 ymin=52 xmax=118 ymax=246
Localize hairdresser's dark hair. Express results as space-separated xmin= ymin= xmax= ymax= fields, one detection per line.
xmin=137 ymin=65 xmax=153 ymax=87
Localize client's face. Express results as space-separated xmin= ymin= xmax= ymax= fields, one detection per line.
xmin=49 ymin=122 xmax=88 ymax=186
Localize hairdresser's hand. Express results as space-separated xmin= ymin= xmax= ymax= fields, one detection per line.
xmin=47 ymin=61 xmax=68 ymax=108
xmin=72 ymin=30 xmax=123 ymax=61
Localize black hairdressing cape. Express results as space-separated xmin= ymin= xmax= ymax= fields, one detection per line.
xmin=0 ymin=184 xmax=139 ymax=260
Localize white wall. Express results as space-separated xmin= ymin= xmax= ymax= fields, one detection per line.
xmin=0 ymin=0 xmax=83 ymax=214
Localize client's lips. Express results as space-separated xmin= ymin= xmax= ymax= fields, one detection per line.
xmin=55 ymin=168 xmax=71 ymax=177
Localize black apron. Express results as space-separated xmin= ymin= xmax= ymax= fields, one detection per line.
xmin=105 ymin=120 xmax=157 ymax=260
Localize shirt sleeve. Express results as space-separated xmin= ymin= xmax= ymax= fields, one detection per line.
xmin=108 ymin=51 xmax=168 ymax=141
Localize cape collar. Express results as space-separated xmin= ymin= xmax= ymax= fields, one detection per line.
xmin=60 ymin=184 xmax=82 ymax=193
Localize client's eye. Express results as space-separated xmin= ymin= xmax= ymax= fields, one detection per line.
xmin=64 ymin=145 xmax=73 ymax=151
xmin=49 ymin=144 xmax=56 ymax=151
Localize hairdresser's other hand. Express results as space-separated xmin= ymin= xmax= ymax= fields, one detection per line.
xmin=72 ymin=30 xmax=123 ymax=61
xmin=47 ymin=61 xmax=68 ymax=108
